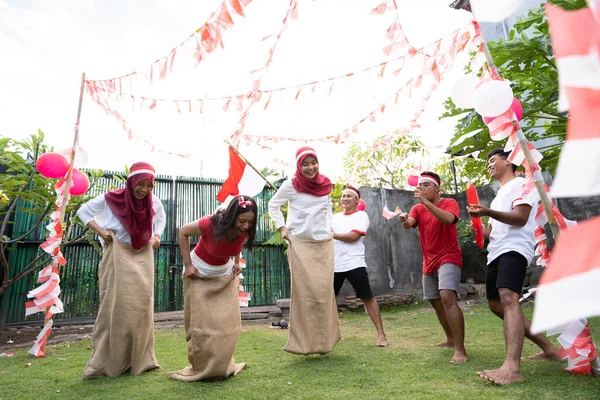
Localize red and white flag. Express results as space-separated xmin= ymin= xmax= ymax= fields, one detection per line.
xmin=545 ymin=4 xmax=600 ymax=198
xmin=531 ymin=215 xmax=600 ymax=333
xmin=217 ymin=146 xmax=266 ymax=203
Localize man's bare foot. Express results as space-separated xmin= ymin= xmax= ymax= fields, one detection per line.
xmin=450 ymin=350 xmax=468 ymax=364
xmin=233 ymin=362 xmax=247 ymax=375
xmin=476 ymin=367 xmax=523 ymax=385
xmin=522 ymin=351 xmax=560 ymax=361
xmin=376 ymin=336 xmax=388 ymax=347
xmin=432 ymin=340 xmax=454 ymax=348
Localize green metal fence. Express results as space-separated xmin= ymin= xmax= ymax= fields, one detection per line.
xmin=1 ymin=173 xmax=289 ymax=324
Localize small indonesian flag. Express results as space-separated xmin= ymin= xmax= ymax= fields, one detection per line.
xmin=382 ymin=206 xmax=401 ymax=220
xmin=531 ymin=215 xmax=600 ymax=333
xmin=545 ymin=4 xmax=600 ymax=198
xmin=217 ymin=146 xmax=266 ymax=203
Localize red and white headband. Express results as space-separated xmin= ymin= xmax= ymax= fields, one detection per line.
xmin=418 ymin=175 xmax=440 ymax=186
xmin=343 ymin=188 xmax=360 ymax=199
xmin=129 ymin=169 xmax=156 ymax=178
xmin=296 ymin=149 xmax=317 ymax=162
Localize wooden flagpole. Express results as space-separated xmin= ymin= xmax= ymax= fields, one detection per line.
xmin=477 ymin=31 xmax=560 ymax=239
xmin=225 ymin=140 xmax=278 ymax=191
xmin=60 ymin=72 xmax=86 ymax=222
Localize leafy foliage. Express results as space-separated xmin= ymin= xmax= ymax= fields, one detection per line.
xmin=343 ymin=132 xmax=426 ymax=189
xmin=441 ymin=0 xmax=588 ymax=182
xmin=0 ymin=131 xmax=118 ymax=295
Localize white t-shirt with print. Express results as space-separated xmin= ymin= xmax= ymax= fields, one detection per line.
xmin=332 ymin=211 xmax=370 ymax=273
xmin=487 ymin=176 xmax=538 ymax=264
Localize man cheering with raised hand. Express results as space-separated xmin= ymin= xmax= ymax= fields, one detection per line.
xmin=399 ymin=172 xmax=468 ymax=364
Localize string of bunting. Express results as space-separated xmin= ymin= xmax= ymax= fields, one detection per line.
xmin=85 ymin=4 xmax=476 ymax=163
xmin=241 ymin=21 xmax=478 ymax=152
xmin=227 ymin=0 xmax=299 ymax=146
xmin=24 ymin=176 xmax=70 ymax=357
xmin=89 ymin=0 xmax=254 ymax=88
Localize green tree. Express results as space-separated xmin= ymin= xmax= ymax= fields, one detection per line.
xmin=0 ymin=131 xmax=117 ymax=296
xmin=442 ymin=0 xmax=587 ymax=181
xmin=343 ymin=132 xmax=426 ymax=189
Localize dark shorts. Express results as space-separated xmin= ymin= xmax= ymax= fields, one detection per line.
xmin=486 ymin=251 xmax=528 ymax=300
xmin=334 ymin=267 xmax=374 ymax=299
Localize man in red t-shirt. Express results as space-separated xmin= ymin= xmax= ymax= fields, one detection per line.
xmin=399 ymin=171 xmax=468 ymax=363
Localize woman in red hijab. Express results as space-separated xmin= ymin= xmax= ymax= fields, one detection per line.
xmin=77 ymin=162 xmax=166 ymax=379
xmin=268 ymin=147 xmax=341 ymax=355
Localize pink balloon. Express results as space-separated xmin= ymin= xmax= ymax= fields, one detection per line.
xmin=70 ymin=169 xmax=90 ymax=196
xmin=512 ymin=97 xmax=523 ymax=121
xmin=36 ymin=152 xmax=69 ymax=179
xmin=356 ymin=199 xmax=366 ymax=211
xmin=407 ymin=175 xmax=419 ymax=187
xmin=483 ymin=97 xmax=523 ymax=125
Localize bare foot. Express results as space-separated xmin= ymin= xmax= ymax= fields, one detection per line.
xmin=450 ymin=350 xmax=468 ymax=364
xmin=233 ymin=362 xmax=247 ymax=375
xmin=432 ymin=340 xmax=454 ymax=348
xmin=377 ymin=336 xmax=388 ymax=347
xmin=522 ymin=351 xmax=560 ymax=361
xmin=476 ymin=367 xmax=523 ymax=385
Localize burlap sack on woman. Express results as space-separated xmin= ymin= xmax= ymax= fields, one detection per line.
xmin=83 ymin=239 xmax=159 ymax=379
xmin=284 ymin=235 xmax=341 ymax=355
xmin=168 ymin=275 xmax=243 ymax=382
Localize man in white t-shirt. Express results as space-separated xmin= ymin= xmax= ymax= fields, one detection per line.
xmin=332 ymin=186 xmax=387 ymax=347
xmin=468 ymin=149 xmax=558 ymax=385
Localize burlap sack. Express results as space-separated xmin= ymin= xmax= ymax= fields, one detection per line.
xmin=82 ymin=239 xmax=159 ymax=379
xmin=168 ymin=275 xmax=244 ymax=382
xmin=284 ymin=235 xmax=341 ymax=355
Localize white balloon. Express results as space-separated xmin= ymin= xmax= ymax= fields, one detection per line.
xmin=473 ymin=80 xmax=514 ymax=118
xmin=450 ymin=75 xmax=480 ymax=109
xmin=470 ymin=0 xmax=524 ymax=23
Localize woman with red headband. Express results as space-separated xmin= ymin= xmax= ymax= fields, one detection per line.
xmin=268 ymin=146 xmax=341 ymax=355
xmin=77 ymin=162 xmax=166 ymax=379
xmin=169 ymin=195 xmax=257 ymax=382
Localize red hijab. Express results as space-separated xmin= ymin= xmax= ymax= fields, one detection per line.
xmin=291 ymin=146 xmax=332 ymax=197
xmin=104 ymin=162 xmax=156 ymax=249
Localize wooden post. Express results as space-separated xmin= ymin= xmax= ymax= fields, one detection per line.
xmin=225 ymin=140 xmax=278 ymax=191
xmin=59 ymin=72 xmax=86 ymax=224
xmin=477 ymin=34 xmax=560 ymax=239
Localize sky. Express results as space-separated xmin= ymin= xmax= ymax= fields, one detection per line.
xmin=0 ymin=0 xmax=477 ymax=180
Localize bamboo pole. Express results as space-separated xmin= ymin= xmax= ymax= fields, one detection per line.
xmin=225 ymin=140 xmax=278 ymax=191
xmin=477 ymin=34 xmax=560 ymax=239
xmin=60 ymin=72 xmax=86 ymax=223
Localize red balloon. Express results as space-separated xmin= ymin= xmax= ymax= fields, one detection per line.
xmin=407 ymin=175 xmax=419 ymax=187
xmin=483 ymin=97 xmax=523 ymax=125
xmin=356 ymin=199 xmax=367 ymax=211
xmin=36 ymin=152 xmax=69 ymax=179
xmin=70 ymin=169 xmax=90 ymax=196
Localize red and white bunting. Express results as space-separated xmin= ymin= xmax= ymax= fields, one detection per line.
xmin=25 ymin=177 xmax=72 ymax=357
xmin=531 ymin=215 xmax=600 ymax=334
xmin=88 ymin=0 xmax=254 ymax=89
xmin=228 ymin=0 xmax=298 ymax=146
xmin=545 ymin=4 xmax=600 ymax=198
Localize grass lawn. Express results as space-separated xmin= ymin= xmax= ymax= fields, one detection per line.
xmin=1 ymin=303 xmax=599 ymax=400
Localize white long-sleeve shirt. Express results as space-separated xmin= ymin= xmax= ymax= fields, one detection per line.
xmin=268 ymin=180 xmax=332 ymax=240
xmin=77 ymin=194 xmax=167 ymax=245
